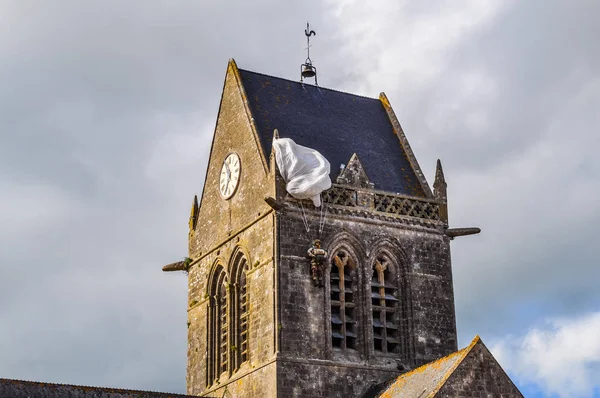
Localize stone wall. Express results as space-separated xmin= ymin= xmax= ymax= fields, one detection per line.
xmin=186 ymin=60 xmax=460 ymax=397
xmin=275 ymin=190 xmax=458 ymax=396
xmin=202 ymin=362 xmax=277 ymax=398
xmin=437 ymin=341 xmax=524 ymax=397
xmin=189 ymin=61 xmax=274 ymax=258
xmin=277 ymin=361 xmax=398 ymax=398
xmin=187 ymin=216 xmax=276 ymax=396
xmin=186 ymin=62 xmax=277 ymax=396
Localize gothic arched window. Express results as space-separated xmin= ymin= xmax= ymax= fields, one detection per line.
xmin=208 ymin=265 xmax=228 ymax=384
xmin=330 ymin=249 xmax=357 ymax=350
xmin=371 ymin=253 xmax=400 ymax=354
xmin=230 ymin=251 xmax=249 ymax=371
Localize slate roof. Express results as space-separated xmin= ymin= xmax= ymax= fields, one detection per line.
xmin=237 ymin=68 xmax=426 ymax=197
xmin=0 ymin=378 xmax=196 ymax=398
xmin=375 ymin=336 xmax=480 ymax=397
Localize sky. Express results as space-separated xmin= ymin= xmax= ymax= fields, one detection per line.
xmin=0 ymin=1 xmax=598 ymax=397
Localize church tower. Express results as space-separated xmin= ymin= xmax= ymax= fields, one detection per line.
xmin=165 ymin=59 xmax=477 ymax=397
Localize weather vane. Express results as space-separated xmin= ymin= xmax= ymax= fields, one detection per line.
xmin=300 ymin=22 xmax=318 ymax=85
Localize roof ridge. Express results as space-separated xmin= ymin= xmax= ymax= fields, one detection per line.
xmin=237 ymin=68 xmax=380 ymax=102
xmin=0 ymin=377 xmax=192 ymax=396
xmin=383 ymin=335 xmax=481 ymax=397
xmin=427 ymin=335 xmax=482 ymax=397
xmin=397 ymin=346 xmax=469 ymax=381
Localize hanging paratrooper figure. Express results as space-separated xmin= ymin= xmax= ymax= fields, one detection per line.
xmin=307 ymin=239 xmax=327 ymax=287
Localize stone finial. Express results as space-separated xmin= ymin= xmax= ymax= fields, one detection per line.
xmin=271 ymin=129 xmax=280 ymax=161
xmin=270 ymin=129 xmax=280 ymax=173
xmin=434 ymin=159 xmax=446 ymax=188
xmin=336 ymin=153 xmax=374 ymax=189
xmin=433 ymin=159 xmax=448 ymax=225
xmin=189 ymin=195 xmax=199 ymax=232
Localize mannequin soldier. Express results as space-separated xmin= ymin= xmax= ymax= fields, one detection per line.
xmin=307 ymin=239 xmax=327 ymax=287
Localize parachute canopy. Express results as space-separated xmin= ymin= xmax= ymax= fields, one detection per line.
xmin=273 ymin=138 xmax=332 ymax=207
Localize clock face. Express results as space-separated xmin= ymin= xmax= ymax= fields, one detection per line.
xmin=219 ymin=153 xmax=241 ymax=199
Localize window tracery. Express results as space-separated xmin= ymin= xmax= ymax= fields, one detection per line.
xmin=219 ymin=279 xmax=228 ymax=374
xmin=207 ymin=251 xmax=250 ymax=386
xmin=330 ymin=249 xmax=357 ymax=350
xmin=231 ymin=251 xmax=249 ymax=370
xmin=371 ymin=254 xmax=400 ymax=354
xmin=208 ymin=265 xmax=228 ymax=384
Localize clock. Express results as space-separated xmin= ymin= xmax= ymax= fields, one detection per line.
xmin=219 ymin=153 xmax=241 ymax=199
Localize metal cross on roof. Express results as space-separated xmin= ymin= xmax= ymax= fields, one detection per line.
xmin=305 ymin=22 xmax=316 ymax=63
xmin=301 ymin=22 xmax=318 ymax=85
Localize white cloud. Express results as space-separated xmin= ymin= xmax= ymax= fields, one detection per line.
xmin=449 ymin=73 xmax=600 ymax=312
xmin=1 ymin=0 xmax=599 ymax=394
xmin=326 ymin=0 xmax=510 ymax=94
xmin=326 ymin=0 xmax=600 ymax=345
xmin=491 ymin=311 xmax=600 ymax=398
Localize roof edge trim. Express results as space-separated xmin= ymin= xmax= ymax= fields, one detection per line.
xmin=379 ymin=92 xmax=434 ymax=198
xmin=237 ymin=68 xmax=381 ymax=101
xmin=197 ymin=58 xmax=233 ymax=212
xmin=0 ymin=378 xmax=193 ymax=397
xmin=428 ymin=335 xmax=482 ymax=397
xmin=230 ymin=60 xmax=270 ymax=174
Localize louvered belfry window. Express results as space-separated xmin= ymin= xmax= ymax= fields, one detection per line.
xmin=231 ymin=251 xmax=249 ymax=370
xmin=239 ymin=271 xmax=248 ymax=363
xmin=218 ymin=279 xmax=228 ymax=374
xmin=208 ymin=266 xmax=228 ymax=384
xmin=330 ymin=250 xmax=357 ymax=350
xmin=371 ymin=254 xmax=400 ymax=353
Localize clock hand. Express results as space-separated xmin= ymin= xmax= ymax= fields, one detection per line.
xmin=221 ymin=163 xmax=229 ymax=183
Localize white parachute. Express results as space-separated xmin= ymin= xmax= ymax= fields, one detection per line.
xmin=272 ymin=138 xmax=332 ymax=207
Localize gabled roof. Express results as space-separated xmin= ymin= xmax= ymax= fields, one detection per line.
xmin=376 ymin=336 xmax=522 ymax=398
xmin=378 ymin=337 xmax=478 ymax=398
xmin=0 ymin=378 xmax=195 ymax=398
xmin=236 ymin=66 xmax=427 ymax=197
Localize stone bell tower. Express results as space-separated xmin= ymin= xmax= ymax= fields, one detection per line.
xmin=163 ymin=59 xmax=480 ymax=398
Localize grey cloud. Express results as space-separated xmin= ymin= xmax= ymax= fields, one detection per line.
xmin=0 ymin=0 xmax=334 ymax=392
xmin=302 ymin=0 xmax=599 ymax=348
xmin=413 ymin=0 xmax=600 ymax=172
xmin=1 ymin=0 xmax=598 ymax=393
xmin=396 ymin=1 xmax=600 ymax=343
